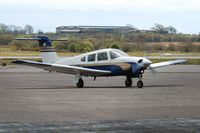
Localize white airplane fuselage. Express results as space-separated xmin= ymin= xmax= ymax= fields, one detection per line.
xmin=54 ymin=49 xmax=152 ymax=78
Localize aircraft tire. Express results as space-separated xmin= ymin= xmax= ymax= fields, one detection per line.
xmin=137 ymin=80 xmax=143 ymax=88
xmin=77 ymin=79 xmax=84 ymax=88
xmin=125 ymin=78 xmax=132 ymax=87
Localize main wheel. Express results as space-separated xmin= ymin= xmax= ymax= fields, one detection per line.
xmin=137 ymin=80 xmax=143 ymax=88
xmin=76 ymin=79 xmax=84 ymax=88
xmin=125 ymin=78 xmax=132 ymax=87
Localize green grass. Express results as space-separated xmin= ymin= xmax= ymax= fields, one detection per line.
xmin=0 ymin=49 xmax=78 ymax=57
xmin=1 ymin=46 xmax=200 ymax=57
xmin=128 ymin=51 xmax=200 ymax=57
xmin=150 ymin=59 xmax=200 ymax=65
xmin=1 ymin=50 xmax=200 ymax=57
xmin=0 ymin=46 xmax=200 ymax=65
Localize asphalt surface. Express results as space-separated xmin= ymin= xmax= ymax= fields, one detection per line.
xmin=0 ymin=65 xmax=200 ymax=132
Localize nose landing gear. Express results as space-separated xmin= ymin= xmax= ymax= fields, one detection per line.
xmin=137 ymin=80 xmax=143 ymax=88
xmin=137 ymin=74 xmax=143 ymax=88
xmin=125 ymin=74 xmax=144 ymax=88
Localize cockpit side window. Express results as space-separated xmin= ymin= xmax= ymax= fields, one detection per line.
xmin=110 ymin=51 xmax=120 ymax=59
xmin=88 ymin=53 xmax=96 ymax=62
xmin=97 ymin=52 xmax=108 ymax=61
xmin=81 ymin=56 xmax=86 ymax=62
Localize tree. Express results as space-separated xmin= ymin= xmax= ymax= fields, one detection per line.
xmin=167 ymin=26 xmax=177 ymax=34
xmin=151 ymin=23 xmax=168 ymax=34
xmin=110 ymin=43 xmax=120 ymax=49
xmin=0 ymin=23 xmax=8 ymax=33
xmin=24 ymin=24 xmax=34 ymax=34
xmin=76 ymin=41 xmax=94 ymax=52
xmin=0 ymin=34 xmax=13 ymax=45
xmin=37 ymin=29 xmax=44 ymax=34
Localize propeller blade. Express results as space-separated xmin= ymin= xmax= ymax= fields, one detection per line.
xmin=148 ymin=66 xmax=156 ymax=75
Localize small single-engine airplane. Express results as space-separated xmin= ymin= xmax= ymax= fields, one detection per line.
xmin=13 ymin=36 xmax=187 ymax=88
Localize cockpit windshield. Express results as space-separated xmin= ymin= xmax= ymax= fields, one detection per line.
xmin=111 ymin=49 xmax=129 ymax=57
xmin=109 ymin=49 xmax=129 ymax=59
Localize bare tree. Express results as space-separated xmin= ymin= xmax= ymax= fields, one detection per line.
xmin=167 ymin=26 xmax=177 ymax=34
xmin=151 ymin=23 xmax=168 ymax=34
xmin=24 ymin=24 xmax=34 ymax=34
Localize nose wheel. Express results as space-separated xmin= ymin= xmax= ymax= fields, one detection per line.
xmin=137 ymin=80 xmax=143 ymax=88
xmin=76 ymin=78 xmax=84 ymax=88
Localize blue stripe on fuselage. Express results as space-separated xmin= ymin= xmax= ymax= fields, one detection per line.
xmin=79 ymin=62 xmax=141 ymax=77
xmin=82 ymin=62 xmax=139 ymax=76
xmin=84 ymin=64 xmax=127 ymax=76
xmin=86 ymin=65 xmax=125 ymax=76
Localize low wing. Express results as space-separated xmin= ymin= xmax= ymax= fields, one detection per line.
xmin=148 ymin=59 xmax=187 ymax=69
xmin=12 ymin=60 xmax=111 ymax=76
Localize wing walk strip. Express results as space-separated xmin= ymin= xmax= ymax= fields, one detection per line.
xmin=12 ymin=60 xmax=111 ymax=76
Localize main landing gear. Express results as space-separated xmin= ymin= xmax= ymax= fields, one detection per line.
xmin=125 ymin=75 xmax=144 ymax=88
xmin=75 ymin=74 xmax=84 ymax=88
xmin=125 ymin=78 xmax=132 ymax=87
xmin=76 ymin=78 xmax=84 ymax=88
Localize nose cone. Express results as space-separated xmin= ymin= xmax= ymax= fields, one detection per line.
xmin=143 ymin=59 xmax=152 ymax=67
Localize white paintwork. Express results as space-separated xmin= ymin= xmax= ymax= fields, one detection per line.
xmin=14 ymin=48 xmax=187 ymax=77
xmin=149 ymin=60 xmax=187 ymax=69
xmin=55 ymin=48 xmax=151 ymax=66
xmin=41 ymin=52 xmax=59 ymax=63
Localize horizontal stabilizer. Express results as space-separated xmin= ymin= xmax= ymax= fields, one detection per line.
xmin=15 ymin=38 xmax=41 ymax=40
xmin=15 ymin=36 xmax=67 ymax=47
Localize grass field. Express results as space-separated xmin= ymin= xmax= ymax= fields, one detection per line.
xmin=0 ymin=46 xmax=199 ymax=65
xmin=1 ymin=46 xmax=200 ymax=57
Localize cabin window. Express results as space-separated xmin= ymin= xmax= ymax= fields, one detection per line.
xmin=81 ymin=56 xmax=86 ymax=62
xmin=110 ymin=51 xmax=119 ymax=59
xmin=88 ymin=54 xmax=96 ymax=62
xmin=97 ymin=52 xmax=108 ymax=61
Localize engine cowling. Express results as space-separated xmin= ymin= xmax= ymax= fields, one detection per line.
xmin=130 ymin=59 xmax=149 ymax=76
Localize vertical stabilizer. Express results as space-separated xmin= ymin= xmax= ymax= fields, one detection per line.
xmin=38 ymin=36 xmax=58 ymax=63
xmin=15 ymin=36 xmax=61 ymax=64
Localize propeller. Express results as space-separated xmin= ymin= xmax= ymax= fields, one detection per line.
xmin=148 ymin=66 xmax=156 ymax=75
xmin=131 ymin=58 xmax=153 ymax=76
xmin=131 ymin=59 xmax=147 ymax=75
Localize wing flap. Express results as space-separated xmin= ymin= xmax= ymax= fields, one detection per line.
xmin=12 ymin=60 xmax=52 ymax=70
xmin=149 ymin=59 xmax=187 ymax=69
xmin=51 ymin=64 xmax=110 ymax=76
xmin=12 ymin=60 xmax=111 ymax=76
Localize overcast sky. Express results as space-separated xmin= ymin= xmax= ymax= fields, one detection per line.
xmin=0 ymin=0 xmax=200 ymax=34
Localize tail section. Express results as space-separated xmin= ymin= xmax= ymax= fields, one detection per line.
xmin=38 ymin=36 xmax=58 ymax=63
xmin=15 ymin=36 xmax=67 ymax=63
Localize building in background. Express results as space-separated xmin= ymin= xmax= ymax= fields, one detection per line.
xmin=56 ymin=25 xmax=137 ymax=34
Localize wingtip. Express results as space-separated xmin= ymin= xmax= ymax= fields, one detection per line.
xmin=179 ymin=59 xmax=188 ymax=63
xmin=11 ymin=60 xmax=24 ymax=64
